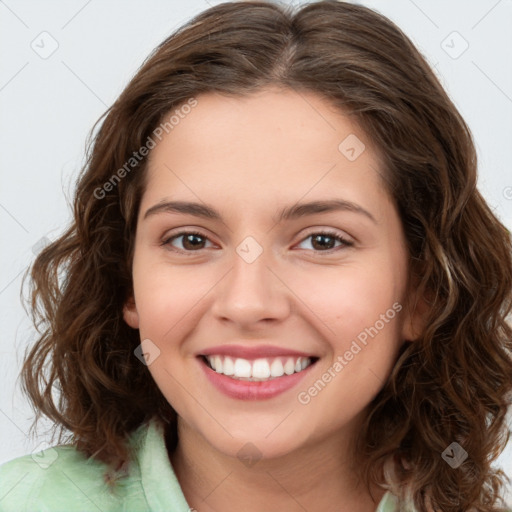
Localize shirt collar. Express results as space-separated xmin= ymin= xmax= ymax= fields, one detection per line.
xmin=134 ymin=418 xmax=192 ymax=511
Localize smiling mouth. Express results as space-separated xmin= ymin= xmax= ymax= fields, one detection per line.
xmin=200 ymin=354 xmax=319 ymax=381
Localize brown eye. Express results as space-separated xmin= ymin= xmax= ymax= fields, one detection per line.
xmin=162 ymin=231 xmax=212 ymax=252
xmin=297 ymin=231 xmax=353 ymax=252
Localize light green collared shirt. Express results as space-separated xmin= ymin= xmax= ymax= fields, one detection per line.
xmin=0 ymin=418 xmax=404 ymax=511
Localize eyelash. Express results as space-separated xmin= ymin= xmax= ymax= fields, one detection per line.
xmin=160 ymin=229 xmax=354 ymax=255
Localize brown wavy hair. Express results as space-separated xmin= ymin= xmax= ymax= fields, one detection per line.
xmin=19 ymin=1 xmax=512 ymax=510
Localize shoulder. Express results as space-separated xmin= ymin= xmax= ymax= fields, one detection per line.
xmin=0 ymin=437 xmax=149 ymax=512
xmin=375 ymin=491 xmax=512 ymax=512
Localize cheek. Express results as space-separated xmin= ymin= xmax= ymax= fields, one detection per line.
xmin=302 ymin=263 xmax=402 ymax=338
xmin=131 ymin=256 xmax=207 ymax=337
xmin=296 ymin=270 xmax=404 ymax=425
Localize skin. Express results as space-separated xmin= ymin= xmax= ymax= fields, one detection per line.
xmin=123 ymin=86 xmax=427 ymax=512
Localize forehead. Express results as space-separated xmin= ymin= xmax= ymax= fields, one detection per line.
xmin=150 ymin=87 xmax=366 ymax=164
xmin=143 ymin=87 xmax=390 ymax=218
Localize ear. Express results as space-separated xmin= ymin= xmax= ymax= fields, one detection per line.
xmin=400 ymin=279 xmax=432 ymax=342
xmin=123 ymin=295 xmax=140 ymax=329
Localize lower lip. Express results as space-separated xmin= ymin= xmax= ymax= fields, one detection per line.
xmin=198 ymin=357 xmax=316 ymax=400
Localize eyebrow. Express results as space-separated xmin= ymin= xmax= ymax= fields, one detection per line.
xmin=143 ymin=199 xmax=378 ymax=224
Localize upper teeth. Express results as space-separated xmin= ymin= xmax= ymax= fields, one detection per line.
xmin=206 ymin=355 xmax=313 ymax=381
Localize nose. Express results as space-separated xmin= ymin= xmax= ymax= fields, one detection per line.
xmin=210 ymin=243 xmax=291 ymax=329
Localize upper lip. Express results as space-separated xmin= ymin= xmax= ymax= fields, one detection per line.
xmin=199 ymin=344 xmax=317 ymax=360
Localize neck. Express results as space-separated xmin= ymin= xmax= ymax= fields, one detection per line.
xmin=169 ymin=420 xmax=385 ymax=512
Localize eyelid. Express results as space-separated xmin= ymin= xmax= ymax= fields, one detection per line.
xmin=299 ymin=227 xmax=354 ymax=244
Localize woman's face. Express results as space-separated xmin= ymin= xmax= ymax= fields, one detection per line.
xmin=124 ymin=87 xmax=423 ymax=460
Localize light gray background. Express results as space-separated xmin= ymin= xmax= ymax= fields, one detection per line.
xmin=1 ymin=0 xmax=511 ymax=505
